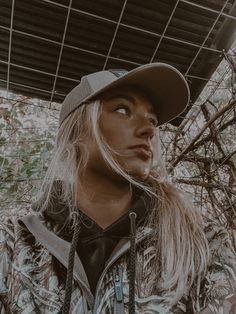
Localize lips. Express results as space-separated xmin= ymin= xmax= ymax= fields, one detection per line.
xmin=130 ymin=144 xmax=152 ymax=160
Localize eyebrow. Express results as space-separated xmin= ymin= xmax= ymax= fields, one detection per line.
xmin=102 ymin=93 xmax=156 ymax=116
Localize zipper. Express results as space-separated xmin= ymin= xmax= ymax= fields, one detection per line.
xmin=113 ymin=266 xmax=124 ymax=302
xmin=113 ymin=266 xmax=124 ymax=314
xmin=92 ymin=227 xmax=152 ymax=313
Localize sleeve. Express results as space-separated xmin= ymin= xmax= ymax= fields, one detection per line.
xmin=190 ymin=218 xmax=236 ymax=314
xmin=0 ymin=217 xmax=14 ymax=313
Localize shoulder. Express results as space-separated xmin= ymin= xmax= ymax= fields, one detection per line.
xmin=203 ymin=216 xmax=236 ymax=270
xmin=189 ymin=216 xmax=236 ymax=313
xmin=0 ymin=207 xmax=33 ymax=298
xmin=0 ymin=206 xmax=35 ymax=246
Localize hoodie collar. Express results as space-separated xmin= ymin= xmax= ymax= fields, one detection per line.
xmin=33 ymin=181 xmax=151 ymax=239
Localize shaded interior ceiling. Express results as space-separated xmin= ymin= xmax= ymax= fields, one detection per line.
xmin=0 ymin=0 xmax=236 ymax=125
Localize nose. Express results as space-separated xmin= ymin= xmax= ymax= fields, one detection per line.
xmin=135 ymin=116 xmax=155 ymax=139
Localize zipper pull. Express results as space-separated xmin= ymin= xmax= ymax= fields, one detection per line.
xmin=113 ymin=266 xmax=123 ymax=302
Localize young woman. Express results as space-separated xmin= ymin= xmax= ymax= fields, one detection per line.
xmin=0 ymin=63 xmax=235 ymax=314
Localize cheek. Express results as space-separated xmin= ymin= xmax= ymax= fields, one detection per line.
xmin=100 ymin=122 xmax=128 ymax=150
xmin=105 ymin=134 xmax=124 ymax=150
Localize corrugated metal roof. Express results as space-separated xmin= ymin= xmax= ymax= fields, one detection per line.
xmin=0 ymin=0 xmax=236 ymax=125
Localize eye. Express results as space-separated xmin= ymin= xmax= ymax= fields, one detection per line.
xmin=115 ymin=105 xmax=130 ymax=115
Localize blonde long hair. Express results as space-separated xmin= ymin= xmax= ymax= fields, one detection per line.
xmin=39 ymin=100 xmax=209 ymax=304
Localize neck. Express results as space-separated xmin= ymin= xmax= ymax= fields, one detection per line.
xmin=76 ymin=171 xmax=133 ymax=229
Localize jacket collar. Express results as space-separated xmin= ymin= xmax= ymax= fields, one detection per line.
xmin=32 ymin=180 xmax=151 ymax=240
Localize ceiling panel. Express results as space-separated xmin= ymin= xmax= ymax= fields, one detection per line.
xmin=0 ymin=0 xmax=12 ymax=28
xmin=72 ymin=0 xmax=125 ymax=21
xmin=11 ymin=31 xmax=61 ymax=73
xmin=110 ymin=26 xmax=158 ymax=64
xmin=13 ymin=0 xmax=67 ymax=42
xmin=0 ymin=0 xmax=235 ymax=125
xmin=65 ymin=11 xmax=117 ymax=55
xmin=58 ymin=47 xmax=105 ymax=80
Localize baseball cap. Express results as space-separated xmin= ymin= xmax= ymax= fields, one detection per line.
xmin=59 ymin=63 xmax=190 ymax=126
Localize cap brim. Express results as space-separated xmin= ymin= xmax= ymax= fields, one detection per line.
xmin=84 ymin=63 xmax=190 ymax=126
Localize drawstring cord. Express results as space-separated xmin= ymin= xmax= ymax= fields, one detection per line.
xmin=128 ymin=211 xmax=137 ymax=314
xmin=62 ymin=213 xmax=80 ymax=314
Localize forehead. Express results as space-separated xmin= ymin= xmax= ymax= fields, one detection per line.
xmin=100 ymin=86 xmax=155 ymax=113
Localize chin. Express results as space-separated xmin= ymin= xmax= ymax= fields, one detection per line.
xmin=128 ymin=168 xmax=150 ymax=182
xmin=136 ymin=173 xmax=150 ymax=182
xmin=119 ymin=160 xmax=151 ymax=182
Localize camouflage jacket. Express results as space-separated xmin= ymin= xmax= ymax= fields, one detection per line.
xmin=0 ymin=208 xmax=235 ymax=314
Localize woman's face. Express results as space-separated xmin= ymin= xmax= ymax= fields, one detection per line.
xmin=85 ymin=87 xmax=159 ymax=181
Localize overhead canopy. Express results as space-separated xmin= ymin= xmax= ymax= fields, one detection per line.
xmin=1 ymin=0 xmax=236 ymax=125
